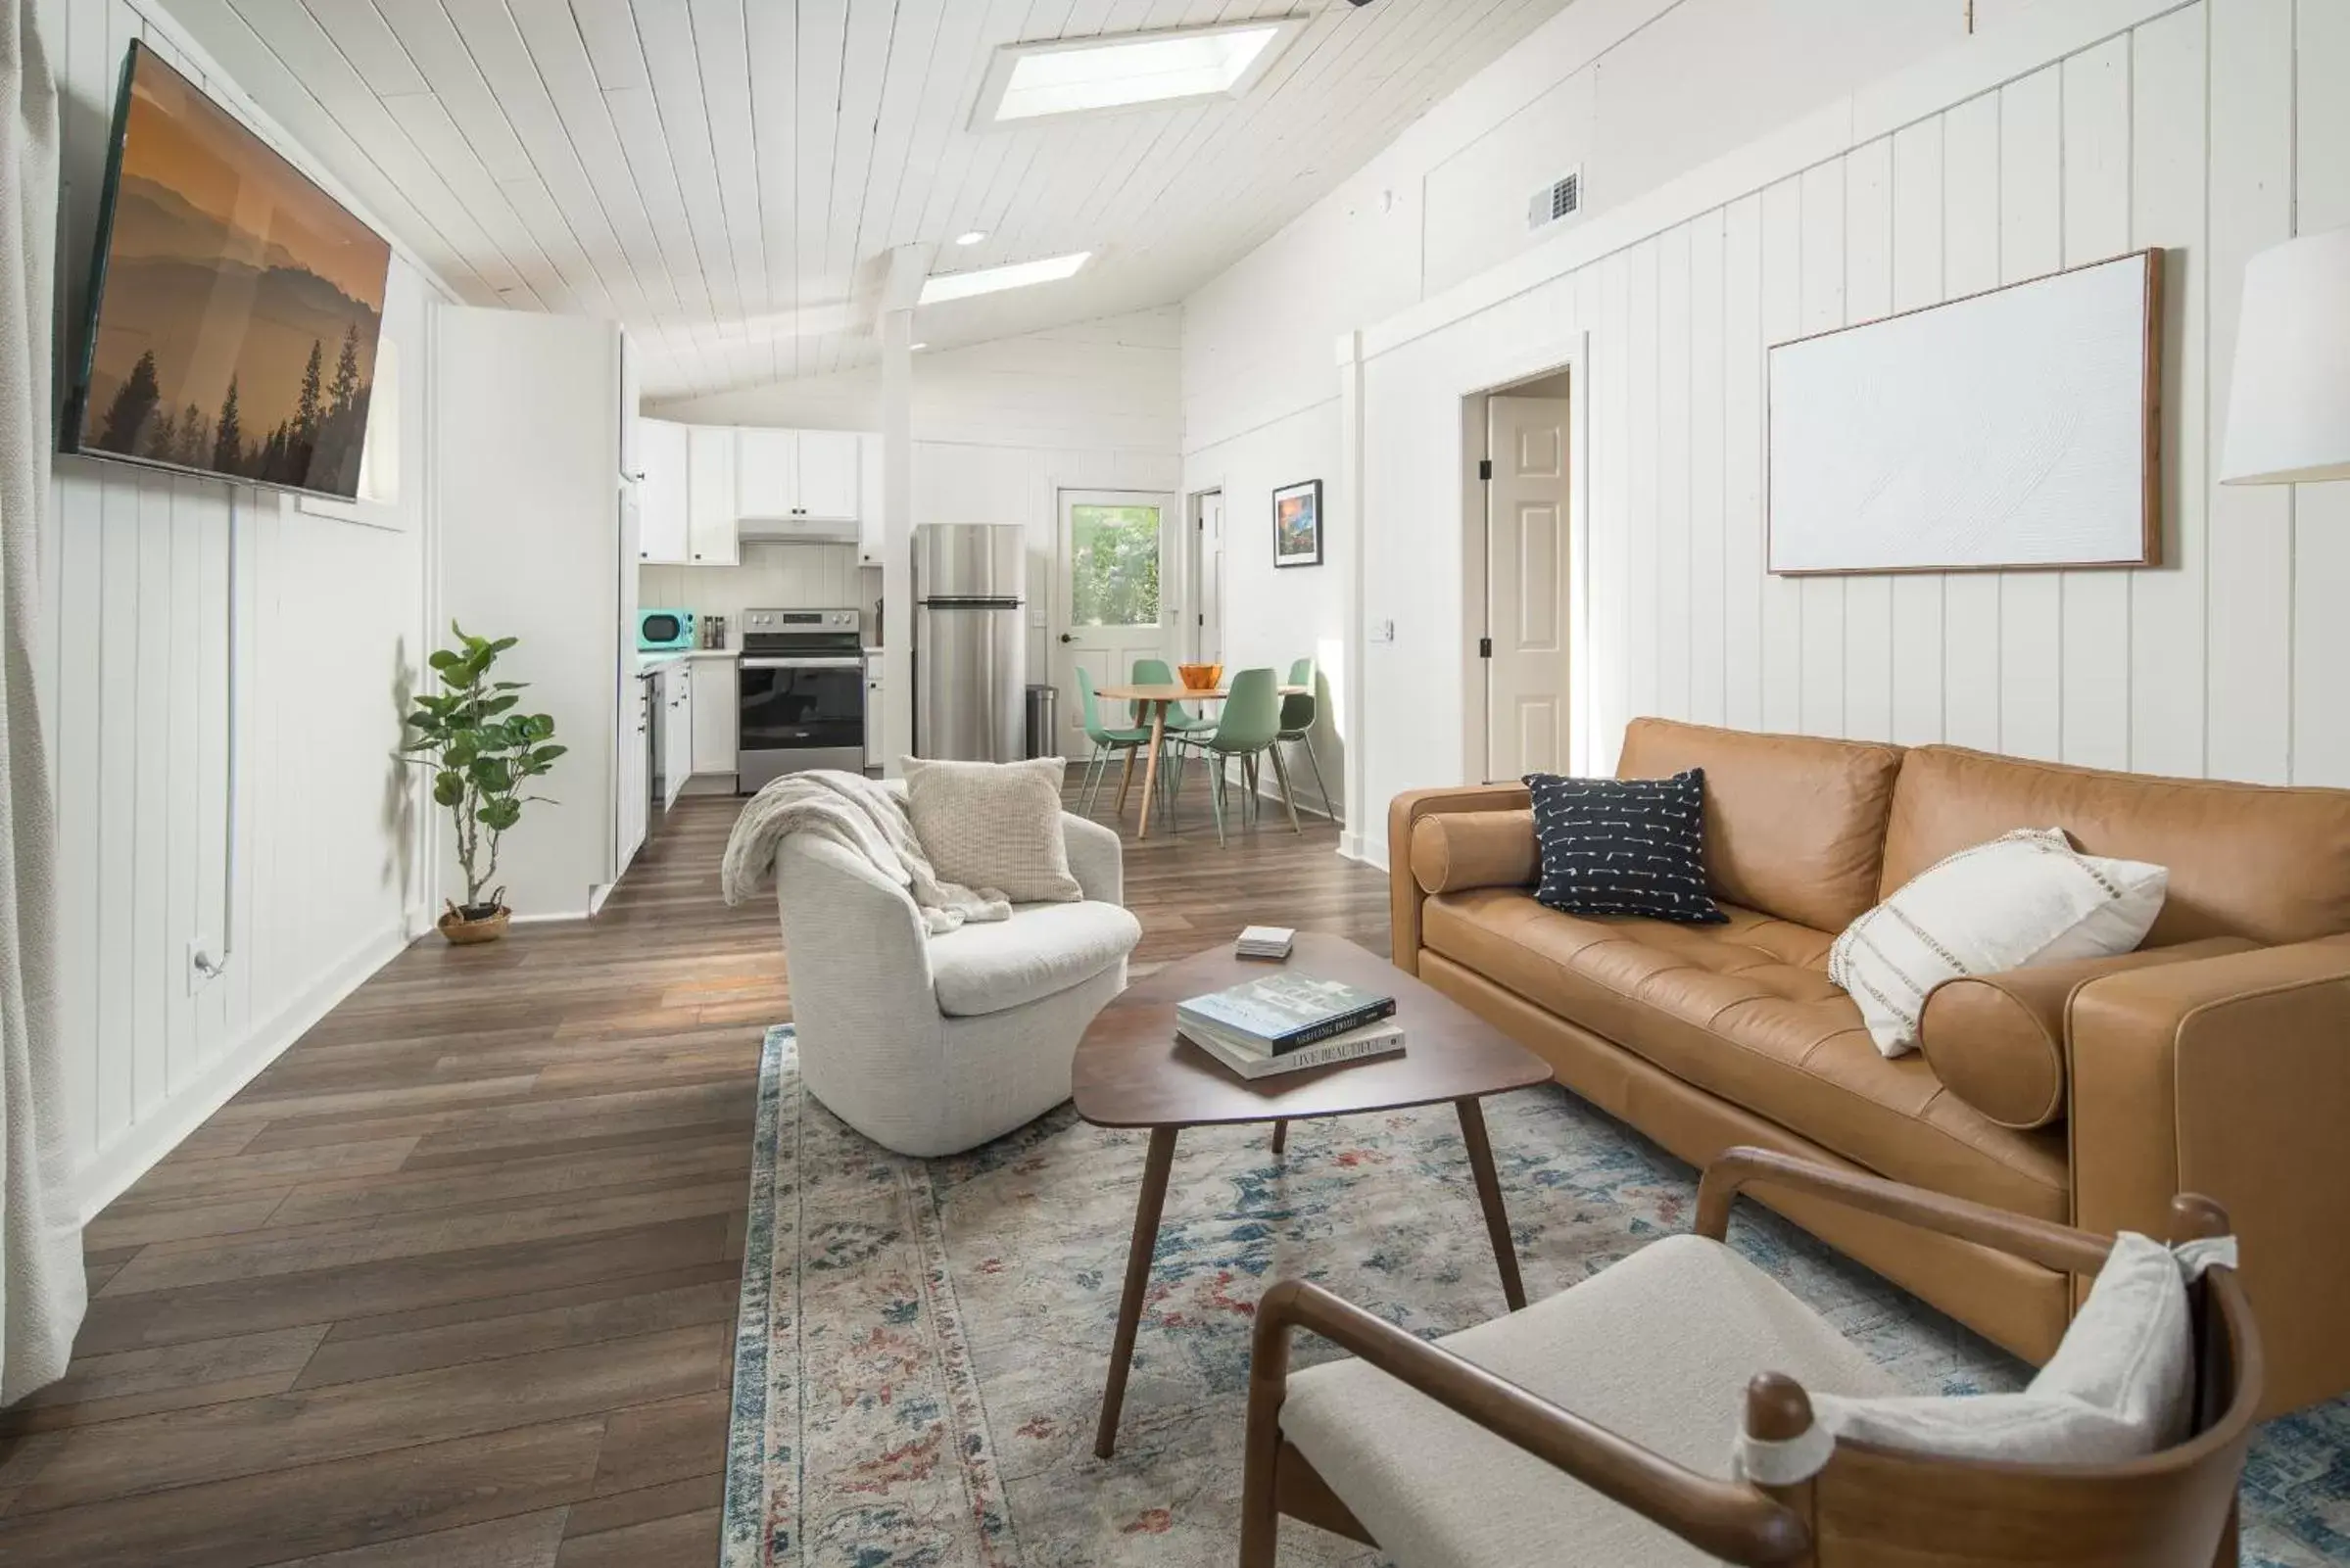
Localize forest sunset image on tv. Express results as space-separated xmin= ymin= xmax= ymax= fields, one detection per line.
xmin=72 ymin=42 xmax=390 ymax=498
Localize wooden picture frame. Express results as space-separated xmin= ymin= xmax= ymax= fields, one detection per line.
xmin=1272 ymin=479 xmax=1323 ymax=568
xmin=1766 ymin=248 xmax=2162 ymax=576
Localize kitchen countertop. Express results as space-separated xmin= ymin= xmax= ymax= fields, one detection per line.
xmin=638 ymin=647 xmax=743 ymax=673
xmin=643 ymin=647 xmax=876 ymax=670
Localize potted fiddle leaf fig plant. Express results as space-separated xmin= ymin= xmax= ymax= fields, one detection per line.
xmin=403 ymin=623 xmax=565 ymax=944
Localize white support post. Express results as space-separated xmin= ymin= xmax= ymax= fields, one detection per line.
xmin=881 ymin=307 xmax=915 ymax=776
xmin=1336 ymin=329 xmax=1368 ymax=863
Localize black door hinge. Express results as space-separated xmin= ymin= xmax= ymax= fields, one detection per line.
xmin=1478 ymin=458 xmax=1494 ymax=481
xmin=1478 ymin=637 xmax=1493 ymax=658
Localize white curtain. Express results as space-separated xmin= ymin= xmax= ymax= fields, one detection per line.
xmin=0 ymin=0 xmax=84 ymax=1402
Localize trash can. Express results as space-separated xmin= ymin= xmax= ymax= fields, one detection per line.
xmin=1024 ymin=684 xmax=1059 ymax=760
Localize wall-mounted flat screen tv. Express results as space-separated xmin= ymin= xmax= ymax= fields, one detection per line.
xmin=63 ymin=40 xmax=391 ymax=499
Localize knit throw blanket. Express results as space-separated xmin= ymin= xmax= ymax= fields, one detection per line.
xmin=720 ymin=769 xmax=1011 ymax=934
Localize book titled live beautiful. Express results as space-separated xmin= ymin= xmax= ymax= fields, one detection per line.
xmin=1175 ymin=972 xmax=1397 ymax=1056
xmin=1178 ymin=1018 xmax=1406 ymax=1080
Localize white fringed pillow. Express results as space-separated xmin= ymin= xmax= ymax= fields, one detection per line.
xmin=1828 ymin=828 xmax=2168 ymax=1057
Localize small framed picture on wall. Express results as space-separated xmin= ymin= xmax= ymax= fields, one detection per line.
xmin=1272 ymin=479 xmax=1323 ymax=568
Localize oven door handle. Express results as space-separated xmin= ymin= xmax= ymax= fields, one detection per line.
xmin=741 ymin=657 xmax=864 ymax=671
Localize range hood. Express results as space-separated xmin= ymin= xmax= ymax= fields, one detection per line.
xmin=738 ymin=514 xmax=859 ymax=546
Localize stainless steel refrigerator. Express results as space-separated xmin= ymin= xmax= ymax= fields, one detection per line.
xmin=913 ymin=523 xmax=1026 ymax=762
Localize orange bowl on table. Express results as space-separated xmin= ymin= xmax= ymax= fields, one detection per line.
xmin=1175 ymin=663 xmax=1223 ymax=690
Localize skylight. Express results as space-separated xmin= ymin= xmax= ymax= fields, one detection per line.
xmin=919 ymin=252 xmax=1093 ymax=306
xmin=973 ymin=19 xmax=1306 ymax=126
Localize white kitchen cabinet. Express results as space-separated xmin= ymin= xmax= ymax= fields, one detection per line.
xmin=617 ymin=676 xmax=649 ymax=875
xmin=660 ymin=663 xmax=693 ymax=810
xmin=692 ymin=658 xmax=740 ymax=777
xmin=864 ymin=652 xmax=885 ymax=772
xmin=734 ymin=427 xmax=861 ymax=523
xmin=674 ymin=665 xmax=695 ymax=809
xmin=618 ymin=332 xmax=643 ymax=481
xmin=639 ymin=419 xmax=690 ymax=564
xmin=858 ymin=433 xmax=886 ymax=566
xmin=734 ymin=426 xmax=797 ymax=521
xmin=687 ymin=425 xmax=739 ymax=565
xmin=796 ymin=430 xmax=862 ymax=520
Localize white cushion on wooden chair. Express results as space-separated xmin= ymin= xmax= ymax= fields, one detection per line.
xmin=1793 ymin=1230 xmax=2197 ymax=1471
xmin=1280 ymin=1234 xmax=1898 ymax=1568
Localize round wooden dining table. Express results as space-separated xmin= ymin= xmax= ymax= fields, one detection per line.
xmin=1091 ymin=680 xmax=1310 ymax=839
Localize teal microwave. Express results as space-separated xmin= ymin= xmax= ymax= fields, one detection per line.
xmin=638 ymin=608 xmax=695 ymax=651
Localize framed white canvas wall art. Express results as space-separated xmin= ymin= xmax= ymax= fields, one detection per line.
xmin=1767 ymin=249 xmax=2161 ymax=575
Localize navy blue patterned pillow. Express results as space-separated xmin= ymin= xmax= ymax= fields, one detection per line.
xmin=1521 ymin=768 xmax=1726 ymax=924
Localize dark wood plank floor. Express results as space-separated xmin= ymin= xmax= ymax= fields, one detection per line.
xmin=0 ymin=773 xmax=1388 ymax=1566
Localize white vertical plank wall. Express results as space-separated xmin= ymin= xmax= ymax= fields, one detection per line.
xmin=1354 ymin=0 xmax=2345 ymax=854
xmin=40 ymin=0 xmax=443 ymax=1213
xmin=1938 ymin=89 xmax=2002 ymax=756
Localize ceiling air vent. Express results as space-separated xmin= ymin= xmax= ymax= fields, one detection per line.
xmin=1527 ymin=169 xmax=1582 ymax=234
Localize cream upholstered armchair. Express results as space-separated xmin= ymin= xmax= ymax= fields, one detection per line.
xmin=771 ymin=809 xmax=1140 ymax=1157
xmin=1240 ymin=1149 xmax=2260 ymax=1568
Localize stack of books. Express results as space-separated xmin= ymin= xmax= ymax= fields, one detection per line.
xmin=1234 ymin=925 xmax=1295 ymax=961
xmin=1175 ymin=972 xmax=1403 ymax=1080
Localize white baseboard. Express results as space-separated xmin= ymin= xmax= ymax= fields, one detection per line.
xmin=1246 ymin=781 xmax=1342 ymax=825
xmin=73 ymin=924 xmax=413 ymax=1222
xmin=1209 ymin=755 xmax=1346 ymax=828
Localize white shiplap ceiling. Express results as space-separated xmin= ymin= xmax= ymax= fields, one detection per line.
xmin=165 ymin=0 xmax=1575 ymax=398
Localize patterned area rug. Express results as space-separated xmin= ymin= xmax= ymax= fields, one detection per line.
xmin=724 ymin=1024 xmax=2347 ymax=1566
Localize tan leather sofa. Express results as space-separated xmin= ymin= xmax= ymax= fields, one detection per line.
xmin=1390 ymin=717 xmax=2350 ymax=1416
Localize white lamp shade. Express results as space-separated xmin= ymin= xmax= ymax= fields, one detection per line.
xmin=2221 ymin=225 xmax=2350 ymax=485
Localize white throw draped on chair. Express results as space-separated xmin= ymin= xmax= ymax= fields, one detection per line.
xmin=0 ymin=0 xmax=85 ymax=1403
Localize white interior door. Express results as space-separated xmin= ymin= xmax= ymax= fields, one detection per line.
xmin=1053 ymin=489 xmax=1174 ymax=751
xmin=1190 ymin=491 xmax=1225 ymax=663
xmin=1486 ymin=394 xmax=1572 ymax=781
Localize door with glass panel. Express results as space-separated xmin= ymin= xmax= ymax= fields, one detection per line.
xmin=1054 ymin=490 xmax=1175 ymax=752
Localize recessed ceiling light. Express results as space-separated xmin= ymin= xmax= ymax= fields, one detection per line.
xmin=973 ymin=19 xmax=1305 ymax=126
xmin=955 ymin=231 xmax=988 ymax=247
xmin=910 ymin=342 xmax=930 ymax=351
xmin=920 ymin=251 xmax=1093 ymax=306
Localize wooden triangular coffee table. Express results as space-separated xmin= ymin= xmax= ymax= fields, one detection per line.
xmin=1073 ymin=932 xmax=1551 ymax=1457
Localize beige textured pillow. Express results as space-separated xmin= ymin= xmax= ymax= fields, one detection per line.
xmin=900 ymin=756 xmax=1082 ymax=904
xmin=1828 ymin=828 xmax=2168 ymax=1058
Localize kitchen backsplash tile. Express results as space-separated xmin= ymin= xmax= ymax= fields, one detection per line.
xmin=641 ymin=546 xmax=880 ymax=644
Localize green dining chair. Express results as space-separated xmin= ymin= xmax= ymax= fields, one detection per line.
xmin=1131 ymin=658 xmax=1214 ymax=736
xmin=1171 ymin=667 xmax=1286 ymax=846
xmin=1075 ymin=667 xmax=1155 ymax=820
xmin=1276 ymin=657 xmax=1333 ymax=824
